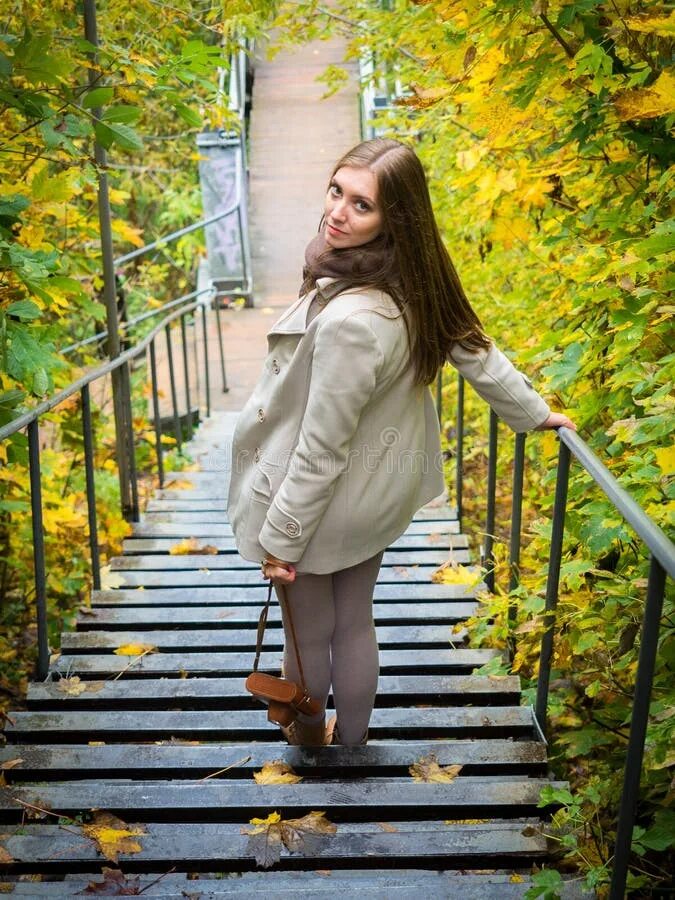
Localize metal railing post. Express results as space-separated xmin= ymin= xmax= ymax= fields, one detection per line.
xmin=610 ymin=555 xmax=667 ymax=899
xmin=213 ymin=296 xmax=229 ymax=393
xmin=149 ymin=340 xmax=164 ymax=488
xmin=83 ymin=0 xmax=134 ymax=520
xmin=507 ymin=432 xmax=526 ymax=655
xmin=455 ymin=375 xmax=464 ymax=529
xmin=180 ymin=315 xmax=193 ymax=441
xmin=535 ymin=438 xmax=571 ymax=735
xmin=121 ymin=362 xmax=139 ymax=521
xmin=202 ymin=303 xmax=211 ymax=418
xmin=80 ymin=385 xmax=101 ymax=591
xmin=27 ymin=421 xmax=49 ymax=680
xmin=484 ymin=410 xmax=498 ymax=592
xmin=165 ymin=323 xmax=182 ymax=453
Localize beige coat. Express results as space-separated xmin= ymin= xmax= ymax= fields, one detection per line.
xmin=227 ymin=278 xmax=550 ymax=574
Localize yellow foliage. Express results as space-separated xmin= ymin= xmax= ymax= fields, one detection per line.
xmin=169 ymin=538 xmax=219 ymax=555
xmin=614 ymin=70 xmax=675 ymax=121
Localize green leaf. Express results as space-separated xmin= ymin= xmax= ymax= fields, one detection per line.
xmin=174 ymin=103 xmax=202 ymax=128
xmin=524 ymin=867 xmax=564 ymax=899
xmin=101 ymin=105 xmax=142 ymax=125
xmin=32 ymin=366 xmax=49 ymax=397
xmin=82 ymin=86 xmax=114 ymax=109
xmin=94 ymin=121 xmax=143 ymax=152
xmin=0 ymin=389 xmax=26 ymax=409
xmin=541 ymin=343 xmax=584 ymax=390
xmin=6 ymin=299 xmax=41 ymax=320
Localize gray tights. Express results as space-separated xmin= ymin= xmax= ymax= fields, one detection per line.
xmin=275 ymin=550 xmax=384 ymax=746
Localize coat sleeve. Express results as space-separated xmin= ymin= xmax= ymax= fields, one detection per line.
xmin=259 ymin=313 xmax=384 ymax=563
xmin=448 ymin=342 xmax=550 ymax=433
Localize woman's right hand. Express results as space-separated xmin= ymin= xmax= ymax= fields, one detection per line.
xmin=261 ymin=554 xmax=297 ymax=584
xmin=536 ymin=412 xmax=577 ymax=431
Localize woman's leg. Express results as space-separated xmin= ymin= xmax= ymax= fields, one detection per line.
xmin=276 ymin=573 xmax=334 ymax=723
xmin=330 ymin=551 xmax=384 ymax=745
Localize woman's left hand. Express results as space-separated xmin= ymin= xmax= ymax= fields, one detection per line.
xmin=261 ymin=554 xmax=296 ymax=584
xmin=536 ymin=411 xmax=577 ymax=431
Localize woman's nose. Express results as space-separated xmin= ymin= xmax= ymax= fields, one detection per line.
xmin=331 ymin=199 xmax=347 ymax=221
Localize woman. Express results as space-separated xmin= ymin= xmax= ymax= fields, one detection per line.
xmin=227 ymin=138 xmax=575 ymax=747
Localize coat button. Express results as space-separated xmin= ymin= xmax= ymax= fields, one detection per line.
xmin=257 ymin=407 xmax=265 ymax=423
xmin=271 ymin=358 xmax=280 ymax=374
xmin=253 ymin=447 xmax=261 ymax=463
xmin=285 ymin=522 xmax=299 ymax=537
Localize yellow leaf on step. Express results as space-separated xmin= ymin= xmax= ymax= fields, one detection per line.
xmin=113 ymin=643 xmax=157 ymax=656
xmin=409 ymin=754 xmax=463 ymax=783
xmin=431 ymin=563 xmax=482 ymax=586
xmin=253 ymin=761 xmax=303 ymax=785
xmin=82 ymin=811 xmax=146 ymax=863
xmin=169 ymin=537 xmax=218 ymax=555
xmin=164 ymin=478 xmax=194 ymax=490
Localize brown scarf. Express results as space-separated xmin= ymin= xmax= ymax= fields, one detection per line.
xmin=300 ymin=230 xmax=396 ymax=297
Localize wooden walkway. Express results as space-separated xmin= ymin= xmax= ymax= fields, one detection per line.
xmin=0 ymin=414 xmax=588 ymax=896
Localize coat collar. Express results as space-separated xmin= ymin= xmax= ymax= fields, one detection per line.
xmin=267 ymin=277 xmax=402 ymax=338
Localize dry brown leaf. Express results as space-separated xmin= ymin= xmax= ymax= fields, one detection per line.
xmin=79 ymin=606 xmax=97 ymax=617
xmin=253 ymin=760 xmax=303 ymax=785
xmin=245 ymin=810 xmax=336 ymax=868
xmin=164 ymin=479 xmax=194 ymax=490
xmin=0 ymin=844 xmax=13 ymax=865
xmin=113 ymin=643 xmax=157 ymax=657
xmin=0 ymin=759 xmax=23 ymax=771
xmin=82 ymin=812 xmax=146 ymax=863
xmin=57 ymin=677 xmax=105 ymax=697
xmin=376 ymin=822 xmax=398 ymax=832
xmin=80 ymin=866 xmax=143 ymax=894
xmin=169 ymin=537 xmax=218 ymax=556
xmin=409 ymin=754 xmax=463 ymax=783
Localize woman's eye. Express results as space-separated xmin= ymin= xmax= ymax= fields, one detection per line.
xmin=329 ymin=184 xmax=341 ymax=196
xmin=355 ymin=200 xmax=371 ymax=213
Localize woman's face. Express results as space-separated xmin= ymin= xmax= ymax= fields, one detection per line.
xmin=324 ymin=166 xmax=383 ymax=249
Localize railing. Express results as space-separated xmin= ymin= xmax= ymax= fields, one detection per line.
xmin=439 ymin=371 xmax=675 ymax=899
xmin=0 ymin=296 xmax=213 ymax=682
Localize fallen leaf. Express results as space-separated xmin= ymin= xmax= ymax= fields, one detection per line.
xmin=82 ymin=812 xmax=146 ymax=863
xmin=79 ymin=606 xmax=97 ymax=617
xmin=88 ymin=741 xmax=106 ymax=747
xmin=510 ymin=873 xmax=525 ymax=883
xmin=431 ymin=563 xmax=481 ymax=586
xmin=0 ymin=845 xmax=13 ymax=865
xmin=79 ymin=866 xmax=142 ymax=895
xmin=444 ymin=818 xmax=489 ymax=825
xmin=113 ymin=643 xmax=157 ymax=657
xmin=315 ymin=869 xmax=332 ymax=876
xmin=376 ymin=822 xmax=398 ymax=832
xmin=169 ymin=537 xmax=218 ymax=555
xmin=164 ymin=479 xmax=194 ymax=490
xmin=393 ymin=565 xmax=410 ymax=578
xmin=57 ymin=677 xmax=105 ymax=697
xmin=426 ymin=532 xmax=444 ymax=544
xmin=409 ymin=754 xmax=463 ymax=783
xmin=100 ymin=566 xmax=126 ymax=590
xmin=253 ymin=761 xmax=303 ymax=785
xmin=0 ymin=759 xmax=23 ymax=771
xmin=245 ymin=810 xmax=336 ymax=869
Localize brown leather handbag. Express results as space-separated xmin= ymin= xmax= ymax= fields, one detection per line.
xmin=245 ymin=580 xmax=322 ymax=727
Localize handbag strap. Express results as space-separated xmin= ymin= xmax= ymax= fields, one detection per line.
xmin=252 ymin=580 xmax=309 ymax=695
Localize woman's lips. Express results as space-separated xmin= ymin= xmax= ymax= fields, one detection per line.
xmin=327 ymin=223 xmax=346 ymax=236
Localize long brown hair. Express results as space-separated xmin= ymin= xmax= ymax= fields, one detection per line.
xmin=317 ymin=138 xmax=490 ymax=385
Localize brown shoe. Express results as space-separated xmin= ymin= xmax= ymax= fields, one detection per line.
xmin=280 ymin=716 xmax=330 ymax=746
xmin=326 ymin=715 xmax=368 ymax=746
